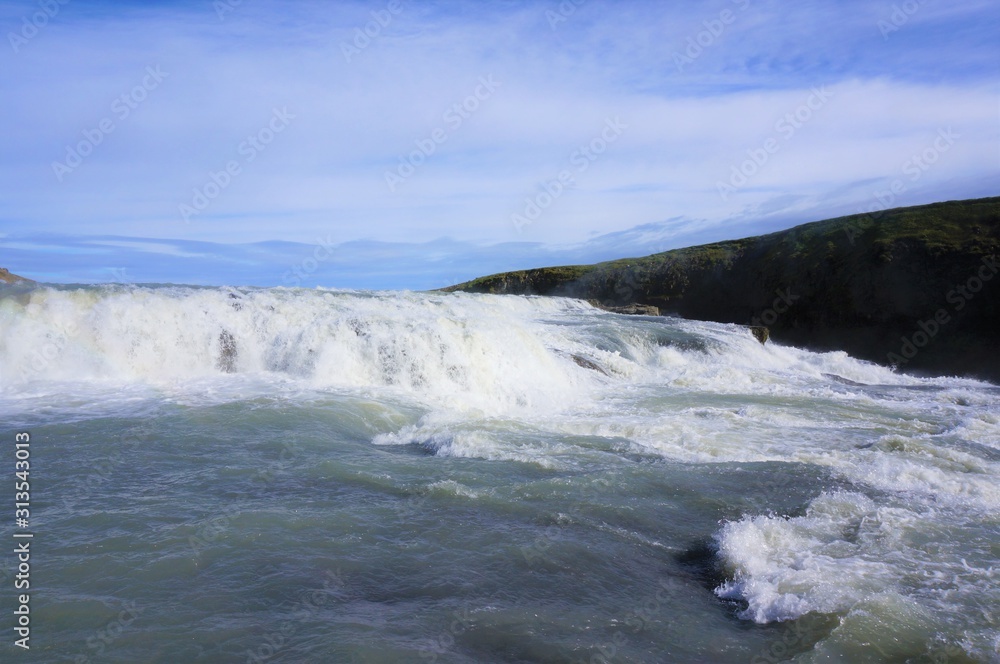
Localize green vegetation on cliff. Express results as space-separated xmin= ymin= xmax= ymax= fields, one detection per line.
xmin=445 ymin=197 xmax=1000 ymax=382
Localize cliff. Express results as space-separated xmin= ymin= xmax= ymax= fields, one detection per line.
xmin=0 ymin=268 xmax=33 ymax=285
xmin=444 ymin=197 xmax=1000 ymax=382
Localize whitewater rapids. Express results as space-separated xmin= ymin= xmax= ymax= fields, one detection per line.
xmin=1 ymin=284 xmax=997 ymax=662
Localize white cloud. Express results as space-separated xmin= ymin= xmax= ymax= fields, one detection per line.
xmin=81 ymin=239 xmax=211 ymax=259
xmin=0 ymin=0 xmax=996 ymax=279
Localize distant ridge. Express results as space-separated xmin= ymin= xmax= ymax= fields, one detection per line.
xmin=0 ymin=267 xmax=32 ymax=284
xmin=445 ymin=197 xmax=1000 ymax=382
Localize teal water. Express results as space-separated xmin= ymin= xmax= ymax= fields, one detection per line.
xmin=1 ymin=285 xmax=997 ymax=662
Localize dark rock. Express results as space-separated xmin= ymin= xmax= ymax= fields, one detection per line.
xmin=569 ymin=353 xmax=610 ymax=376
xmin=822 ymin=373 xmax=867 ymax=386
xmin=749 ymin=326 xmax=769 ymax=345
xmin=555 ymin=350 xmax=610 ymax=375
xmin=218 ymin=331 xmax=238 ymax=373
xmin=588 ymin=300 xmax=660 ymax=316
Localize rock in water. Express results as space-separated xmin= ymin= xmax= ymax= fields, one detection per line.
xmin=555 ymin=350 xmax=610 ymax=376
xmin=570 ymin=354 xmax=610 ymax=376
xmin=588 ymin=301 xmax=660 ymax=316
xmin=218 ymin=331 xmax=238 ymax=373
xmin=749 ymin=326 xmax=769 ymax=345
xmin=821 ymin=373 xmax=867 ymax=386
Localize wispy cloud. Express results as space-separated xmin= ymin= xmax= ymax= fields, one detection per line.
xmin=0 ymin=0 xmax=997 ymax=287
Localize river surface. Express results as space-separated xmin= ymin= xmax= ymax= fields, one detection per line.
xmin=1 ymin=285 xmax=997 ymax=663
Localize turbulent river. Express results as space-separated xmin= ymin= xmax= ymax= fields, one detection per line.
xmin=1 ymin=285 xmax=997 ymax=663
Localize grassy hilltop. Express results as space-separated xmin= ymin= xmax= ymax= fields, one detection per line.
xmin=444 ymin=197 xmax=1000 ymax=382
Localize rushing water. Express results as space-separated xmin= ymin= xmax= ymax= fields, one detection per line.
xmin=1 ymin=284 xmax=997 ymax=663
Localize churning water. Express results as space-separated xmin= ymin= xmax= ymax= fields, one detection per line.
xmin=1 ymin=284 xmax=997 ymax=662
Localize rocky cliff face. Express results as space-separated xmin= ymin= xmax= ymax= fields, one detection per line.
xmin=0 ymin=268 xmax=33 ymax=284
xmin=445 ymin=197 xmax=1000 ymax=383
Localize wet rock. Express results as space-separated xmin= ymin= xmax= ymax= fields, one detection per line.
xmin=822 ymin=373 xmax=867 ymax=386
xmin=749 ymin=326 xmax=769 ymax=345
xmin=569 ymin=353 xmax=610 ymax=376
xmin=588 ymin=301 xmax=660 ymax=316
xmin=218 ymin=331 xmax=238 ymax=373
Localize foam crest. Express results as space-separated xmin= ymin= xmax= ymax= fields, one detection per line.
xmin=375 ymin=424 xmax=550 ymax=468
xmin=714 ymin=490 xmax=999 ymax=656
xmin=715 ymin=492 xmax=898 ymax=623
xmin=1 ymin=286 xmax=603 ymax=415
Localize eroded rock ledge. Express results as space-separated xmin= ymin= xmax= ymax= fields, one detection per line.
xmin=0 ymin=268 xmax=33 ymax=284
xmin=587 ymin=300 xmax=660 ymax=316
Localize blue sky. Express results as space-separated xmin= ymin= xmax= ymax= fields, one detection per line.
xmin=1 ymin=0 xmax=998 ymax=288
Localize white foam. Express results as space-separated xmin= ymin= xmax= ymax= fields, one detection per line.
xmin=373 ymin=421 xmax=565 ymax=469
xmin=714 ymin=488 xmax=1000 ymax=662
xmin=5 ymin=285 xmax=998 ymax=652
xmin=0 ymin=287 xmax=602 ymax=417
xmin=715 ymin=492 xmax=899 ymax=622
xmin=427 ymin=480 xmax=481 ymax=499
